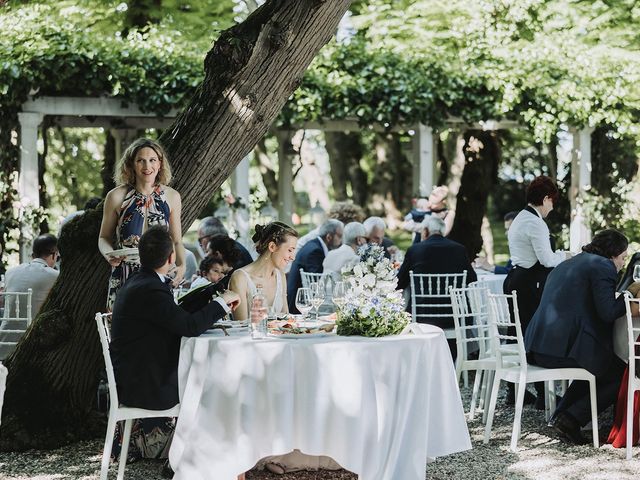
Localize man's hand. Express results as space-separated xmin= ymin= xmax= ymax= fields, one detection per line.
xmin=221 ymin=290 xmax=241 ymax=311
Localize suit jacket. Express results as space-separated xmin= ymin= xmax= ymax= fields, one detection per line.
xmin=396 ymin=235 xmax=477 ymax=328
xmin=525 ymin=252 xmax=625 ymax=377
xmin=287 ymin=237 xmax=326 ymax=313
xmin=110 ymin=267 xmax=226 ymax=410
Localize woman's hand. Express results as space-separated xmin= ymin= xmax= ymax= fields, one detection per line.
xmin=170 ymin=264 xmax=186 ymax=288
xmin=106 ymin=253 xmax=125 ymax=267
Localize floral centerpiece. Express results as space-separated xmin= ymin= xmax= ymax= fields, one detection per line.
xmin=336 ymin=244 xmax=410 ymax=337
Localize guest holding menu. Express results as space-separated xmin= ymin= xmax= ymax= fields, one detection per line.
xmin=98 ymin=138 xmax=186 ymax=310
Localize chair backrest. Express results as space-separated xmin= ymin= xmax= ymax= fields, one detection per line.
xmin=450 ymin=284 xmax=491 ymax=359
xmin=487 ymin=291 xmax=527 ymax=369
xmin=618 ymin=252 xmax=640 ymax=292
xmin=0 ymin=289 xmax=33 ymax=360
xmin=409 ymin=271 xmax=467 ymax=324
xmin=623 ymin=294 xmax=640 ymax=381
xmin=0 ymin=361 xmax=7 ymax=426
xmin=95 ymin=312 xmax=119 ymax=410
xmin=300 ymin=270 xmax=327 ymax=290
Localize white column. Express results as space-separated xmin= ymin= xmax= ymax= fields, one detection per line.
xmin=18 ymin=112 xmax=44 ymax=262
xmin=569 ymin=127 xmax=593 ymax=252
xmin=231 ymin=155 xmax=251 ymax=247
xmin=412 ymin=124 xmax=435 ymax=196
xmin=277 ymin=132 xmax=294 ymax=223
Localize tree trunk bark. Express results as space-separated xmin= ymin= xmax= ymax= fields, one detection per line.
xmin=254 ymin=136 xmax=278 ymax=205
xmin=0 ymin=0 xmax=352 ymax=450
xmin=325 ymin=131 xmax=361 ymax=201
xmin=101 ymin=131 xmax=116 ymax=198
xmin=448 ymin=130 xmax=500 ymax=258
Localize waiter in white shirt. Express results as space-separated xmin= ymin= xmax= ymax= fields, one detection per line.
xmin=504 ymin=175 xmax=571 ymax=406
xmin=505 ymin=175 xmax=571 ymax=333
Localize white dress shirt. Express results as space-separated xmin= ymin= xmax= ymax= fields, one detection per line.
xmin=507 ymin=207 xmax=566 ymax=269
xmin=4 ymin=258 xmax=59 ymax=318
xmin=323 ymin=244 xmax=359 ymax=278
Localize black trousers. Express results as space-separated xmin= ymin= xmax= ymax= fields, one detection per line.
xmin=530 ymin=352 xmax=626 ymax=427
xmin=503 ymin=264 xmax=552 ymax=335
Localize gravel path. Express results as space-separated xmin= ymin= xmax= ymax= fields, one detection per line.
xmin=1 ymin=384 xmax=639 ymax=480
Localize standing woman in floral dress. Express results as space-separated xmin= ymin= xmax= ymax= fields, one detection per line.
xmin=99 ymin=137 xmax=186 ymax=310
xmin=97 ymin=137 xmax=186 ymax=462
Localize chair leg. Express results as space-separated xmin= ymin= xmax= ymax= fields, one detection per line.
xmin=469 ymin=369 xmax=483 ymax=419
xmin=483 ymin=374 xmax=502 ymax=444
xmin=463 ymin=370 xmax=469 ymax=389
xmin=510 ymin=375 xmax=527 ymax=452
xmin=117 ymin=419 xmax=133 ymax=480
xmin=588 ymin=379 xmax=599 ymax=449
xmin=627 ymin=382 xmax=634 ymax=459
xmin=100 ymin=413 xmax=118 ymax=480
xmin=482 ymin=370 xmax=495 ymax=425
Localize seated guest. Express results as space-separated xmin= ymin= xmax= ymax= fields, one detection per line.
xmin=190 ymin=236 xmax=239 ymax=290
xmin=363 ymin=216 xmax=397 ymax=258
xmin=110 ymin=226 xmax=240 ymax=465
xmin=4 ymin=233 xmax=59 ymax=317
xmin=287 ymin=219 xmax=343 ymax=313
xmin=397 ymin=216 xmax=477 ymax=329
xmin=1 ymin=234 xmax=59 ymax=359
xmin=230 ymin=222 xmax=299 ymax=321
xmin=197 ymin=216 xmax=254 ymax=267
xmin=526 ymin=229 xmax=634 ymax=444
xmin=474 ymin=211 xmax=518 ymax=274
xmin=322 ymin=221 xmax=367 ymax=280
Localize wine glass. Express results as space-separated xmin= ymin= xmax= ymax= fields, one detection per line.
xmin=309 ymin=282 xmax=325 ymax=321
xmin=295 ymin=288 xmax=313 ymax=320
xmin=332 ymin=281 xmax=346 ymax=310
xmin=634 ymin=265 xmax=640 ymax=283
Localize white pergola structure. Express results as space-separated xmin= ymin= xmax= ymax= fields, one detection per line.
xmin=18 ymin=96 xmax=593 ymax=260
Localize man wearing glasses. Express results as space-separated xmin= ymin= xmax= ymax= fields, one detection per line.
xmin=1 ymin=234 xmax=60 ymax=358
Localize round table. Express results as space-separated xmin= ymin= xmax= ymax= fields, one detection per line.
xmin=169 ymin=326 xmax=471 ymax=480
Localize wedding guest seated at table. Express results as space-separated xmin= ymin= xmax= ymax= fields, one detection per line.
xmin=397 ymin=216 xmax=477 ymax=330
xmin=189 ymin=237 xmax=239 ymax=290
xmin=197 ymin=216 xmax=254 ymax=267
xmin=230 ymin=222 xmax=299 ymax=321
xmin=474 ymin=211 xmax=518 ymax=274
xmin=322 ymin=221 xmax=367 ymax=280
xmin=363 ymin=216 xmax=398 ymax=259
xmin=525 ymin=229 xmax=637 ymax=444
xmin=287 ymin=219 xmax=343 ymax=313
xmin=110 ymin=226 xmax=240 ymax=468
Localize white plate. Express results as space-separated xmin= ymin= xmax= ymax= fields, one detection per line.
xmin=217 ymin=320 xmax=248 ymax=328
xmin=107 ymin=248 xmax=139 ymax=263
xmin=268 ymin=331 xmax=336 ymax=339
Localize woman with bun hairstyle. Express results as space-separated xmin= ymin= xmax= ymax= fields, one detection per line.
xmin=228 ymin=222 xmax=299 ymax=321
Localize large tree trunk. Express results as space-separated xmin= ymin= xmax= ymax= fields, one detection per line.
xmin=101 ymin=131 xmax=117 ymax=198
xmin=448 ymin=130 xmax=500 ymax=258
xmin=325 ymin=131 xmax=361 ymax=201
xmin=0 ymin=0 xmax=352 ymax=451
xmin=254 ymin=136 xmax=278 ymax=205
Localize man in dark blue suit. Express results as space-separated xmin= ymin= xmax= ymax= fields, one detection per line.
xmin=397 ymin=216 xmax=477 ymax=330
xmin=287 ymin=219 xmax=344 ymax=313
xmin=526 ymin=229 xmax=635 ymax=444
xmin=110 ymin=226 xmax=240 ymax=411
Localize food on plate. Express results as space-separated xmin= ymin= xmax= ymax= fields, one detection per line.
xmin=269 ymin=321 xmax=335 ymax=335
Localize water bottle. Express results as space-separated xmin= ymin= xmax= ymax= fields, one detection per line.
xmin=250 ymin=285 xmax=268 ymax=339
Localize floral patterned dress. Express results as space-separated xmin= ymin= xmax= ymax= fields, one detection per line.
xmin=106 ymin=185 xmax=171 ymax=310
xmin=106 ymin=185 xmax=173 ymax=463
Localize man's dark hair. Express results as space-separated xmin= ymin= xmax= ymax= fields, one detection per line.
xmin=504 ymin=211 xmax=519 ymax=222
xmin=32 ymin=234 xmax=58 ymax=258
xmin=526 ymin=175 xmax=559 ymax=206
xmin=582 ymin=229 xmax=628 ymax=259
xmin=139 ymin=226 xmax=173 ymax=269
xmin=207 ymin=235 xmax=241 ymax=265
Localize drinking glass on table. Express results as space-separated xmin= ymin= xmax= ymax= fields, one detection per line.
xmin=295 ymin=288 xmax=313 ymax=320
xmin=309 ymin=282 xmax=325 ymax=321
xmin=634 ymin=265 xmax=640 ymax=283
xmin=332 ymin=281 xmax=346 ymax=311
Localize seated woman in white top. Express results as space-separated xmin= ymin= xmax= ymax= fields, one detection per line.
xmin=322 ymin=221 xmax=367 ymax=280
xmin=229 ymin=222 xmax=298 ymax=321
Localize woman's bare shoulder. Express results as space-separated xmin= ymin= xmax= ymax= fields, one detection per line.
xmin=105 ymin=185 xmax=127 ymax=205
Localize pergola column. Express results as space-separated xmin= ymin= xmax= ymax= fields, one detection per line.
xmin=277 ymin=131 xmax=294 ymax=223
xmin=569 ymin=127 xmax=593 ymax=252
xmin=231 ymin=155 xmax=251 ymax=247
xmin=17 ymin=112 xmax=44 ymax=262
xmin=412 ymin=124 xmax=436 ymax=196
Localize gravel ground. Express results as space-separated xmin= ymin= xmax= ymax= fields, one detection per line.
xmin=1 ymin=382 xmax=640 ymax=480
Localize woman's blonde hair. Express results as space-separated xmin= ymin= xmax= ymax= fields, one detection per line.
xmin=114 ymin=138 xmax=172 ymax=186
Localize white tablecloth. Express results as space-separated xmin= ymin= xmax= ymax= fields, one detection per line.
xmin=474 ymin=272 xmax=506 ymax=294
xmin=169 ymin=326 xmax=471 ymax=480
